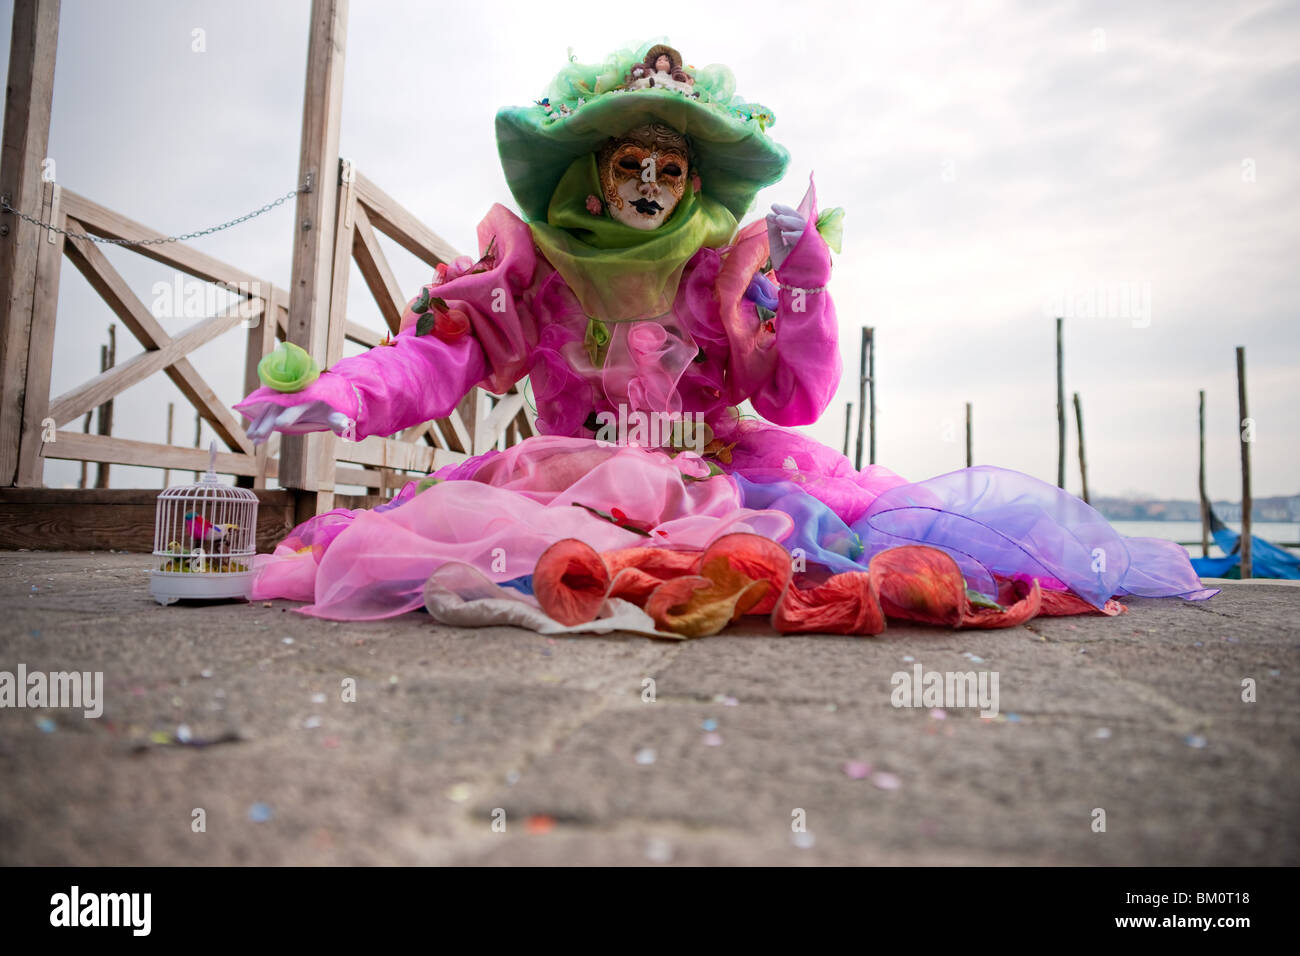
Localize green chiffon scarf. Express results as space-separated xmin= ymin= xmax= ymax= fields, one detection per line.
xmin=528 ymin=154 xmax=739 ymax=322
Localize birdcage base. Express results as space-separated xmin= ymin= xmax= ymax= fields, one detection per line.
xmin=150 ymin=569 xmax=255 ymax=605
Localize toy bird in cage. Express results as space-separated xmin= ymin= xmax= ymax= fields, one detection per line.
xmin=150 ymin=441 xmax=259 ymax=604
xmin=183 ymin=511 xmax=238 ymax=546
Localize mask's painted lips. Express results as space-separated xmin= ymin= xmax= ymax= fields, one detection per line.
xmin=632 ymin=198 xmax=664 ymax=215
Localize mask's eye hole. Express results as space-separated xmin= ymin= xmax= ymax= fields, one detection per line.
xmin=618 ymin=157 xmax=642 ymax=172
xmin=662 ymin=163 xmax=682 ymax=177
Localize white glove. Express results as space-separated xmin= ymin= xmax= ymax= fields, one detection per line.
xmin=245 ymin=400 xmax=353 ymax=445
xmin=765 ymin=203 xmax=807 ymax=271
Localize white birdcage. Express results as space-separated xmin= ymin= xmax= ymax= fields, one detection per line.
xmin=150 ymin=441 xmax=259 ymax=605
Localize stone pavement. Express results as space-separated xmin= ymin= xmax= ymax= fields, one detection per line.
xmin=0 ymin=550 xmax=1297 ymax=865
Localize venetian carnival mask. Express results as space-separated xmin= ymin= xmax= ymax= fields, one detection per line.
xmin=597 ymin=124 xmax=690 ymax=230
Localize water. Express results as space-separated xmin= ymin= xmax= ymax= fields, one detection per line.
xmin=1109 ymin=520 xmax=1300 ymax=556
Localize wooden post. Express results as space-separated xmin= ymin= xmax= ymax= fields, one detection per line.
xmin=1073 ymin=391 xmax=1089 ymax=504
xmin=78 ymin=411 xmax=89 ymax=488
xmin=1198 ymin=389 xmax=1209 ymax=558
xmin=193 ymin=411 xmax=201 ymax=482
xmin=854 ymin=327 xmax=867 ymax=470
xmin=868 ymin=327 xmax=878 ymax=465
xmin=1236 ymin=346 xmax=1251 ymax=578
xmin=867 ymin=327 xmax=876 ymax=465
xmin=163 ymin=401 xmax=174 ymax=487
xmin=1056 ymin=316 xmax=1065 ymax=488
xmin=93 ymin=324 xmax=115 ymax=488
xmin=279 ymin=0 xmax=348 ymax=513
xmin=0 ymin=0 xmax=60 ymax=486
xmin=965 ymin=401 xmax=972 ymax=468
xmin=15 ymin=178 xmax=63 ymax=486
xmin=842 ymin=402 xmax=852 ymax=457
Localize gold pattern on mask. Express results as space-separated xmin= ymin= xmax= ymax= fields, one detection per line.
xmin=597 ymin=124 xmax=690 ymax=223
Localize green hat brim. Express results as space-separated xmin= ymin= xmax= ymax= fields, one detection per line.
xmin=496 ymin=87 xmax=789 ymax=224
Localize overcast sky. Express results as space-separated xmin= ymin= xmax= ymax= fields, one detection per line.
xmin=3 ymin=0 xmax=1296 ymax=500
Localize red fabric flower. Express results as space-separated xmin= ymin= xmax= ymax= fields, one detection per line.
xmin=530 ymin=535 xmax=1126 ymax=639
xmin=432 ymin=308 xmax=470 ymax=342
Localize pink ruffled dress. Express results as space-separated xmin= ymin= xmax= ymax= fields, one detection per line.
xmin=235 ymin=199 xmax=1216 ymax=620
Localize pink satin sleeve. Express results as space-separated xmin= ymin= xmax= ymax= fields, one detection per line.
xmin=397 ymin=203 xmax=542 ymax=395
xmin=235 ymin=204 xmax=542 ymax=440
xmin=233 ymin=332 xmax=487 ymax=440
xmin=749 ymin=221 xmax=839 ymax=426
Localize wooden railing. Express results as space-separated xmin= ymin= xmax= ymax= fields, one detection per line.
xmin=10 ymin=164 xmax=534 ymax=501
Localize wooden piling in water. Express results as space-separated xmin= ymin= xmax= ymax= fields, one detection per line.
xmin=1073 ymin=392 xmax=1089 ymax=504
xmin=1236 ymin=346 xmax=1251 ymax=578
xmin=1056 ymin=316 xmax=1065 ymax=488
xmin=842 ymin=402 xmax=852 ymax=458
xmin=1198 ymin=389 xmax=1209 ymax=558
xmin=867 ymin=327 xmax=876 ymax=465
xmin=854 ymin=327 xmax=867 ymax=470
xmin=965 ymin=401 xmax=972 ymax=468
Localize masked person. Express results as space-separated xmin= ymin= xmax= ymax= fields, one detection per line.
xmin=234 ymin=41 xmax=1216 ymax=628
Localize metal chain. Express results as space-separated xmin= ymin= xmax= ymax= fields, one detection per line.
xmin=0 ymin=179 xmax=311 ymax=246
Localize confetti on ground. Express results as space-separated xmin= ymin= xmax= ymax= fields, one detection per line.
xmin=176 ymin=724 xmax=193 ymax=743
xmin=791 ymin=831 xmax=815 ymax=849
xmin=929 ymin=708 xmax=947 ymax=720
xmin=1006 ymin=713 xmax=1022 ymax=723
xmin=149 ymin=731 xmax=171 ymax=744
xmin=248 ymin=803 xmax=273 ymax=823
xmin=321 ymin=736 xmax=340 ymax=749
xmin=962 ymin=652 xmax=985 ymax=663
xmin=701 ymin=718 xmax=718 ymax=731
xmin=843 ymin=760 xmax=871 ymax=779
xmin=1095 ymin=727 xmax=1112 ymax=739
xmin=703 ymin=732 xmax=723 ymax=746
xmin=282 ymin=637 xmax=294 ymax=645
xmin=903 ymin=655 xmax=915 ymax=662
xmin=446 ymin=783 xmax=472 ymax=803
xmin=1186 ymin=734 xmax=1208 ymax=749
xmin=200 ymin=669 xmax=213 ymax=679
xmin=36 ymin=717 xmax=56 ymax=733
xmin=505 ymin=770 xmax=520 ymax=785
xmin=635 ymin=747 xmax=657 ymax=765
xmin=825 ymin=703 xmax=837 ymax=713
xmin=303 ymin=716 xmax=322 ymax=730
xmin=644 ymin=837 xmax=673 ymax=863
xmin=311 ymin=693 xmax=326 ymax=704
xmin=1269 ymin=669 xmax=1281 ymax=677
xmin=526 ymin=815 xmax=555 ymax=835
xmin=871 ymin=771 xmax=901 ymax=790
xmin=711 ymin=694 xmax=739 ymax=706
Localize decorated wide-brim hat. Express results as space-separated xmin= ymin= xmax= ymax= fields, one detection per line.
xmin=496 ymin=39 xmax=790 ymax=224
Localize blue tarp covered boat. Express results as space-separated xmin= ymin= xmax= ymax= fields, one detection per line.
xmin=1190 ymin=508 xmax=1300 ymax=579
